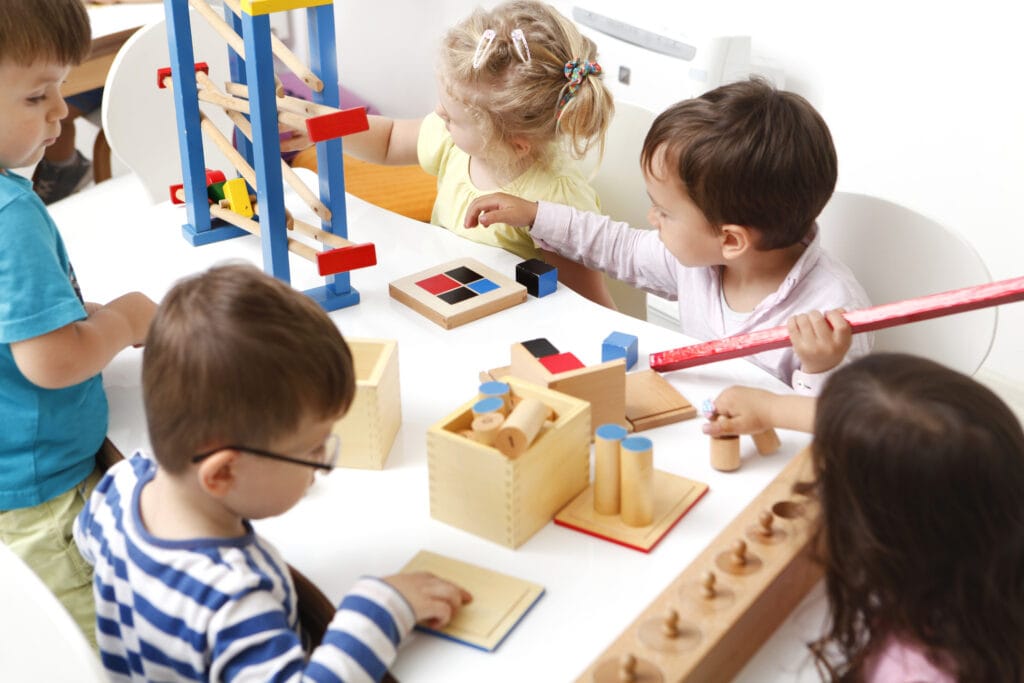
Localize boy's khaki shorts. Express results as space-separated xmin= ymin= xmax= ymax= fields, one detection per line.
xmin=0 ymin=467 xmax=102 ymax=650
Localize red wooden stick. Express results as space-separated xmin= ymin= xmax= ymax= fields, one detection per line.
xmin=305 ymin=108 xmax=370 ymax=143
xmin=650 ymin=276 xmax=1024 ymax=373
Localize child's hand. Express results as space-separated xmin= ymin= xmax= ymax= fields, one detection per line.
xmin=788 ymin=309 xmax=851 ymax=374
xmin=383 ymin=571 xmax=472 ymax=629
xmin=464 ymin=193 xmax=539 ymax=229
xmin=112 ymin=292 xmax=158 ymax=347
xmin=702 ymin=386 xmax=779 ymax=436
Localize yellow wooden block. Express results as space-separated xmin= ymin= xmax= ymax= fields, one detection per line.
xmin=400 ymin=550 xmax=544 ymax=651
xmin=222 ymin=177 xmax=253 ymax=218
xmin=427 ymin=377 xmax=590 ymax=548
xmin=332 ymin=339 xmax=400 ymax=469
xmin=241 ymin=0 xmax=331 ymax=16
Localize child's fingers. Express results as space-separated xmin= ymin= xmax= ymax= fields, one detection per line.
xmin=464 ymin=196 xmax=505 ymax=227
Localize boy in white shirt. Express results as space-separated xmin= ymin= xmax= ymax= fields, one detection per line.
xmin=467 ymin=78 xmax=869 ymax=393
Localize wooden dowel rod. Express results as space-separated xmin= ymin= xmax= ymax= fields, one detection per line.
xmin=210 ymin=204 xmax=317 ymax=263
xmin=223 ymin=81 xmax=337 ymax=117
xmin=220 ymin=0 xmax=323 ymax=92
xmin=195 ymin=82 xmax=309 ymax=133
xmin=651 ymin=276 xmax=1024 ymax=372
xmin=187 ymin=0 xmax=245 ymax=58
xmin=292 ymin=218 xmax=350 ymax=250
xmin=214 ymin=93 xmax=331 ymax=220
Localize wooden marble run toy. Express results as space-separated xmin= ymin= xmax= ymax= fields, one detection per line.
xmin=426 ymin=377 xmax=590 ymax=549
xmin=331 ymin=338 xmax=400 ymax=469
xmin=162 ymin=0 xmax=374 ymax=311
xmin=389 ymin=258 xmax=527 ymax=329
xmin=651 ymin=276 xmax=1024 ymax=372
xmin=482 ymin=338 xmax=696 ymax=433
xmin=579 ymin=446 xmax=821 ymax=681
xmin=400 ymin=550 xmax=544 ymax=652
xmin=554 ymin=427 xmax=708 ymax=553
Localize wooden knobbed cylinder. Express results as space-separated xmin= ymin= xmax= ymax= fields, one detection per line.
xmin=495 ymin=397 xmax=549 ymax=458
xmin=710 ymin=434 xmax=741 ymax=472
xmin=594 ymin=424 xmax=628 ymax=515
xmin=620 ymin=436 xmax=654 ymax=527
xmin=752 ymin=428 xmax=781 ymax=455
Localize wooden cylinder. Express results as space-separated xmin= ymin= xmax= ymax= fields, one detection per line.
xmin=478 ymin=381 xmax=511 ymax=414
xmin=620 ymin=436 xmax=654 ymax=527
xmin=472 ymin=396 xmax=505 ymax=419
xmin=495 ymin=398 xmax=548 ymax=458
xmin=470 ymin=412 xmax=504 ymax=447
xmin=710 ymin=435 xmax=741 ymax=472
xmin=752 ymin=428 xmax=781 ymax=456
xmin=593 ymin=423 xmax=628 ymax=515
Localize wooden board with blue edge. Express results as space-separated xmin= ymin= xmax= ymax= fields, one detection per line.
xmin=400 ymin=550 xmax=544 ymax=651
xmin=388 ymin=258 xmax=527 ymax=330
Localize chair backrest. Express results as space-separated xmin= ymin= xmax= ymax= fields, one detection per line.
xmin=0 ymin=542 xmax=107 ymax=681
xmin=817 ymin=191 xmax=996 ymax=376
xmin=582 ymin=101 xmax=657 ymax=318
xmin=102 ymin=14 xmax=236 ymax=204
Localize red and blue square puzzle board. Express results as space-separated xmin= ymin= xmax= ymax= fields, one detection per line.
xmin=389 ymin=258 xmax=527 ymax=329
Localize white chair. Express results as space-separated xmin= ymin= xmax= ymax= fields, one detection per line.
xmin=582 ymin=101 xmax=658 ymax=318
xmin=817 ymin=191 xmax=996 ymax=376
xmin=0 ymin=542 xmax=107 ymax=681
xmin=102 ymin=12 xmax=236 ymax=204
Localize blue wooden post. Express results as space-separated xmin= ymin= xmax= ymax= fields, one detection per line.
xmin=304 ymin=3 xmax=360 ymax=310
xmin=223 ymin=5 xmax=254 ymax=169
xmin=240 ymin=11 xmax=290 ymax=282
xmin=164 ymin=0 xmax=245 ymax=245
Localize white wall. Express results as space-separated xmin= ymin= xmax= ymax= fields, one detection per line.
xmin=321 ymin=0 xmax=1024 ymax=386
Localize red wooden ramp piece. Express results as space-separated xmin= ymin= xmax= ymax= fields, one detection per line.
xmin=315 ymin=242 xmax=377 ymax=277
xmin=650 ymin=276 xmax=1024 ymax=373
xmin=305 ymin=107 xmax=370 ymax=143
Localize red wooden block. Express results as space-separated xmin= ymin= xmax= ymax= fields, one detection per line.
xmin=539 ymin=352 xmax=585 ymax=374
xmin=650 ymin=276 xmax=1024 ymax=372
xmin=415 ymin=273 xmax=460 ymax=295
xmin=315 ymin=243 xmax=377 ymax=276
xmin=305 ymin=107 xmax=370 ymax=143
xmin=156 ymin=62 xmax=209 ymax=89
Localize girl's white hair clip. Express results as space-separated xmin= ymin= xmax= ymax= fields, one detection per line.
xmin=511 ymin=28 xmax=531 ymax=63
xmin=472 ymin=29 xmax=497 ymax=69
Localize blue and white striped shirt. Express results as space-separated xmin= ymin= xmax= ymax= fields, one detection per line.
xmin=74 ymin=453 xmax=415 ymax=682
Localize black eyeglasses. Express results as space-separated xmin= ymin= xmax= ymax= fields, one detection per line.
xmin=191 ymin=434 xmax=340 ymax=472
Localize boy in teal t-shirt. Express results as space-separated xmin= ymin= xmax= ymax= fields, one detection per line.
xmin=0 ymin=0 xmax=157 ymax=646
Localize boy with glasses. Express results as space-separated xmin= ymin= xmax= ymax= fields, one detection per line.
xmin=74 ymin=263 xmax=470 ymax=681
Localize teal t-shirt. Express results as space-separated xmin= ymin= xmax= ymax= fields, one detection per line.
xmin=0 ymin=170 xmax=106 ymax=509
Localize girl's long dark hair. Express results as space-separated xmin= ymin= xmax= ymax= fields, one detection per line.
xmin=805 ymin=353 xmax=1024 ymax=680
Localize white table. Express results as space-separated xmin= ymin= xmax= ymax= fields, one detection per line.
xmin=50 ymin=171 xmax=821 ymax=682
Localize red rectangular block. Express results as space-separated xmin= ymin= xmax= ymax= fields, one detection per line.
xmin=539 ymin=352 xmax=585 ymax=375
xmin=316 ymin=242 xmax=377 ymax=276
xmin=305 ymin=107 xmax=370 ymax=143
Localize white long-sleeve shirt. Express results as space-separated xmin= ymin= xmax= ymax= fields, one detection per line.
xmin=74 ymin=454 xmax=415 ymax=682
xmin=530 ymin=202 xmax=872 ymax=393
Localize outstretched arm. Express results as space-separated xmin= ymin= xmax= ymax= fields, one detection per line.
xmin=11 ymin=291 xmax=156 ymax=389
xmin=465 ymin=192 xmax=539 ymax=228
xmin=341 ymin=115 xmax=423 ymax=166
xmin=702 ymin=386 xmax=815 ymax=436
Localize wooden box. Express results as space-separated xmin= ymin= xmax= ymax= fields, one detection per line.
xmin=427 ymin=378 xmax=591 ymax=548
xmin=332 ymin=338 xmax=401 ymax=469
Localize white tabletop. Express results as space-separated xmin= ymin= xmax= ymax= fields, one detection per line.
xmin=49 ymin=170 xmax=822 ymax=682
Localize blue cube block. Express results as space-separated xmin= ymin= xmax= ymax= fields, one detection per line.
xmin=602 ymin=331 xmax=638 ymax=370
xmin=515 ymin=258 xmax=558 ymax=297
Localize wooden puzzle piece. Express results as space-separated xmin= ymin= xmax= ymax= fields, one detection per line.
xmin=400 ymin=550 xmax=544 ymax=652
xmin=389 ymin=258 xmax=527 ymax=330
